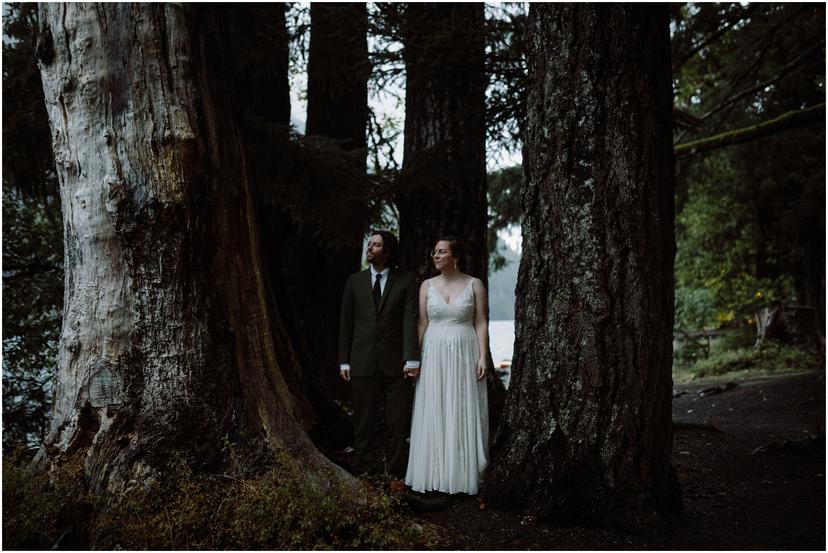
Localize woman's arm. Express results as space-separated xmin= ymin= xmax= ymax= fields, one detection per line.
xmin=417 ymin=280 xmax=429 ymax=349
xmin=472 ymin=278 xmax=489 ymax=381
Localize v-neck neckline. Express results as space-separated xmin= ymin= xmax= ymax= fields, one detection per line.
xmin=432 ymin=278 xmax=473 ymax=306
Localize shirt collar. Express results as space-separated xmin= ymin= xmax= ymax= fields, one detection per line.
xmin=370 ymin=266 xmax=390 ymax=280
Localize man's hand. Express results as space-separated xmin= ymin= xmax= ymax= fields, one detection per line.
xmin=340 ymin=369 xmax=351 ymax=381
xmin=404 ymin=365 xmax=420 ymax=379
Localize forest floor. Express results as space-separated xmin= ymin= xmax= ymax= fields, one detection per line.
xmin=390 ymin=367 xmax=826 ymax=550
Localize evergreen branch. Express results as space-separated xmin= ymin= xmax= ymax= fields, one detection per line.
xmin=723 ymin=5 xmax=805 ymax=91
xmin=701 ymin=39 xmax=825 ymax=123
xmin=673 ymin=5 xmax=756 ymax=72
xmin=675 ymin=103 xmax=825 ymax=159
xmin=2 ymin=263 xmax=63 ymax=282
xmin=673 ymin=107 xmax=704 ymax=131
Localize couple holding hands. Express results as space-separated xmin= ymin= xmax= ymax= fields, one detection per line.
xmin=339 ymin=230 xmax=489 ymax=495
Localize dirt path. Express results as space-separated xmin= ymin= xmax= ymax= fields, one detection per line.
xmin=407 ymin=369 xmax=825 ymax=550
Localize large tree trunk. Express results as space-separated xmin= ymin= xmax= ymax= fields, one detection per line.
xmin=306 ymin=3 xmax=369 ymax=151
xmin=226 ymin=3 xmax=291 ymax=126
xmin=399 ymin=3 xmax=488 ymax=282
xmin=35 ymin=3 xmax=347 ymax=492
xmin=219 ymin=3 xmax=354 ymax=454
xmin=399 ymin=3 xmax=506 ymax=418
xmin=297 ymin=2 xmax=369 ymax=449
xmin=483 ymin=5 xmax=681 ymax=526
xmin=222 ymin=3 xmax=358 ymax=454
xmin=247 ymin=3 xmax=371 ymax=455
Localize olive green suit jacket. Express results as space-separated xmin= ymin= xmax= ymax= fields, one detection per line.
xmin=338 ymin=268 xmax=419 ymax=377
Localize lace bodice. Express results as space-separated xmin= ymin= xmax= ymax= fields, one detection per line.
xmin=427 ymin=278 xmax=475 ymax=326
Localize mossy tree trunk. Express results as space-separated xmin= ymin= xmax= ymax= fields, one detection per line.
xmin=483 ymin=5 xmax=681 ymax=526
xmin=35 ymin=3 xmax=349 ymax=493
xmin=398 ymin=3 xmax=488 ymax=283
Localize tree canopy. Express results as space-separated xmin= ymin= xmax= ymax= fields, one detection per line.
xmin=670 ymin=3 xmax=825 ymax=335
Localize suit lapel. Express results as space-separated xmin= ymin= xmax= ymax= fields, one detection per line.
xmin=362 ymin=269 xmax=374 ymax=309
xmin=363 ymin=268 xmax=373 ymax=293
xmin=377 ymin=269 xmax=397 ymax=314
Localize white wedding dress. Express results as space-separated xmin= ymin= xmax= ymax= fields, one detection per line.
xmin=405 ymin=278 xmax=488 ymax=494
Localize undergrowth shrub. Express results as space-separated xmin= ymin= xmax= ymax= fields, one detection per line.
xmin=3 ymin=450 xmax=92 ymax=549
xmin=4 ymin=445 xmax=426 ymax=550
xmin=95 ymin=447 xmax=421 ymax=550
xmin=691 ymin=342 xmax=823 ymax=379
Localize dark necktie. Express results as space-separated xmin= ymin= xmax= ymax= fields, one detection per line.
xmin=373 ymin=273 xmax=382 ymax=311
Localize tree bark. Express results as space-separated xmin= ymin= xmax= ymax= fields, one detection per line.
xmin=307 ymin=3 xmax=369 ymax=151
xmin=399 ymin=3 xmax=488 ymax=282
xmin=399 ymin=2 xmax=506 ymax=414
xmin=225 ymin=3 xmax=291 ymax=126
xmin=305 ymin=0 xmax=370 ymax=377
xmin=269 ymin=2 xmax=371 ymax=451
xmin=483 ymin=5 xmax=681 ymax=526
xmin=35 ymin=3 xmax=347 ymax=492
xmin=220 ymin=3 xmax=360 ymax=454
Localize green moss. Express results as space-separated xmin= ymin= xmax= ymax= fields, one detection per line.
xmin=675 ymin=103 xmax=825 ymax=157
xmin=687 ymin=342 xmax=823 ymax=379
xmin=2 ymin=451 xmax=93 ymax=549
xmin=4 ymin=446 xmax=432 ymax=550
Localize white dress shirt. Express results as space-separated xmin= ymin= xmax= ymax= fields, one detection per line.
xmin=371 ymin=266 xmax=390 ymax=295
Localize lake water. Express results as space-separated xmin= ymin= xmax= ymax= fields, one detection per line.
xmin=490 ymin=320 xmax=515 ymax=364
xmin=490 ymin=320 xmax=514 ymax=388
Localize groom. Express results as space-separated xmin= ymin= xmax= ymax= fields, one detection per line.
xmin=339 ymin=230 xmax=419 ymax=479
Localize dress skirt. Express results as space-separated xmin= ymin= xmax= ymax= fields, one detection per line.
xmin=405 ymin=321 xmax=488 ymax=494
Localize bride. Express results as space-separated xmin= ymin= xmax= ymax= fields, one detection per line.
xmin=405 ymin=236 xmax=489 ymax=495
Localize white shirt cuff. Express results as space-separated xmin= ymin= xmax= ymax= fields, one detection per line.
xmin=339 ymin=364 xmax=351 ymax=371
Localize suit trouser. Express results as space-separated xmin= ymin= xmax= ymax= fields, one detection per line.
xmin=351 ymin=368 xmax=411 ymax=478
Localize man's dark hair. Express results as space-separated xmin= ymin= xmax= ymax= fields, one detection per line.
xmin=370 ymin=229 xmax=401 ymax=268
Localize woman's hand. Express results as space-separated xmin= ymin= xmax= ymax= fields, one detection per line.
xmin=476 ymin=358 xmax=486 ymax=381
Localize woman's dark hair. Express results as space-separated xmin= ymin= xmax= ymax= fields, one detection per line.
xmin=435 ymin=235 xmax=465 ymax=270
xmin=370 ymin=229 xmax=401 ymax=268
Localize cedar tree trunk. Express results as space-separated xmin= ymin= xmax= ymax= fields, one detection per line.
xmin=35 ymin=3 xmax=347 ymax=492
